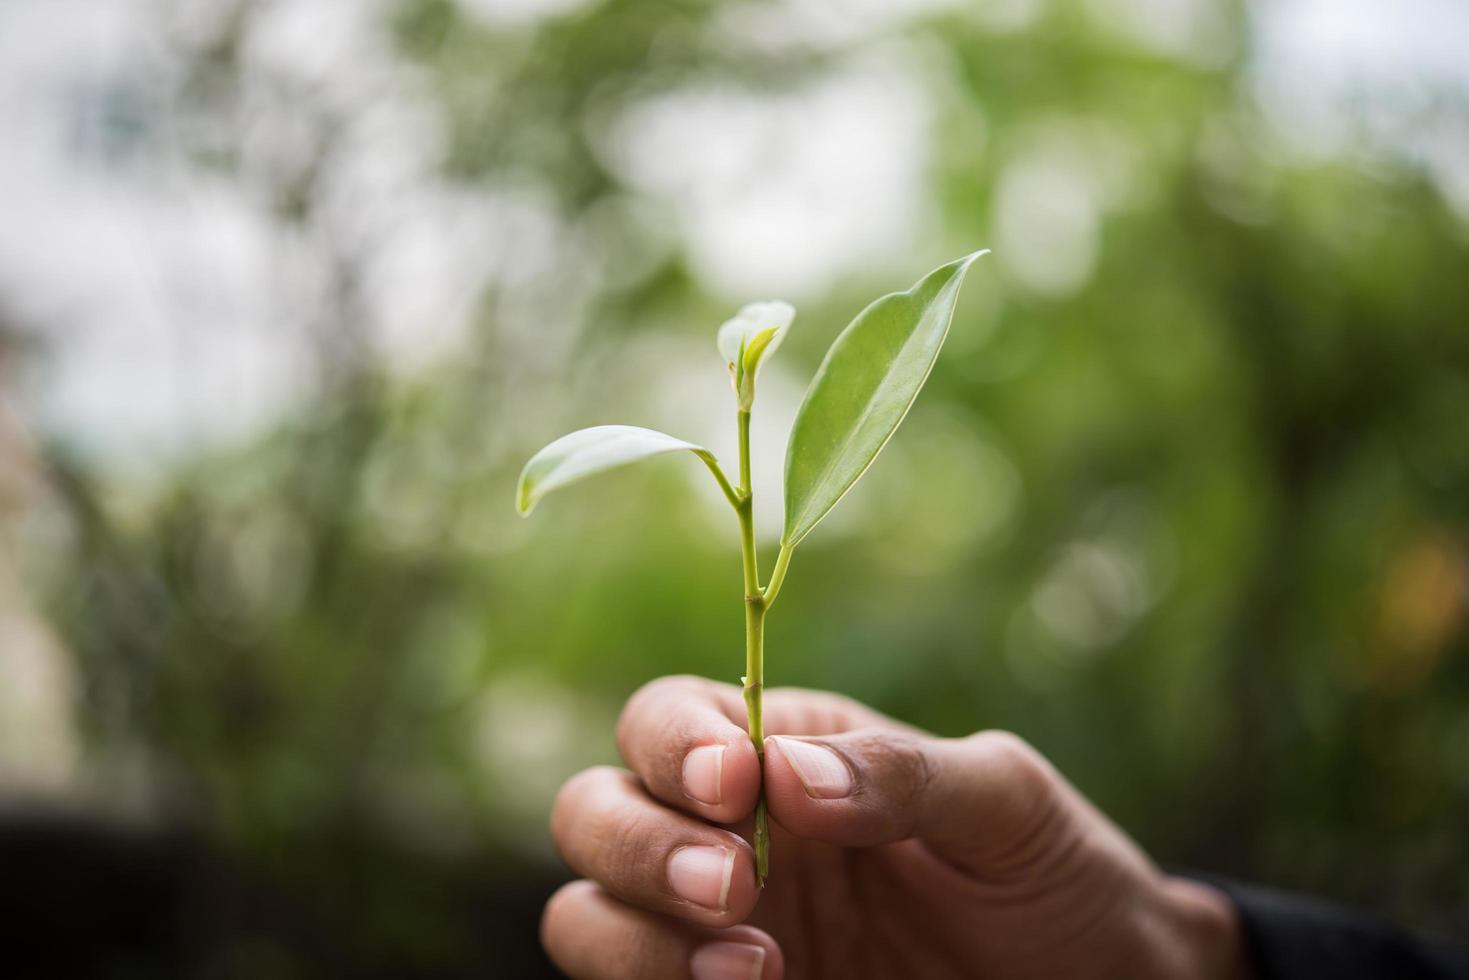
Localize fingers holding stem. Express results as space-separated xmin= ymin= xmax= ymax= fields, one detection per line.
xmin=733 ymin=409 xmax=798 ymax=887
xmin=735 ymin=408 xmax=767 ymax=885
xmin=742 ymin=598 xmax=767 ymax=884
xmin=733 ymin=403 xmax=797 ymax=886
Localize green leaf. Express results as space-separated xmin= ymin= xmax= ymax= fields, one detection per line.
xmin=516 ymin=425 xmax=719 ymax=516
xmin=781 ymin=250 xmax=989 ymax=547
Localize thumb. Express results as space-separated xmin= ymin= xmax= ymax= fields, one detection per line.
xmin=763 ymin=729 xmax=1071 ymax=875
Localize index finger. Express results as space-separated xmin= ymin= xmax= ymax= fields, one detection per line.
xmin=616 ymin=675 xmax=760 ymax=825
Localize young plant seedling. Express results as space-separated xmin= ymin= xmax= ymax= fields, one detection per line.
xmin=516 ymin=251 xmax=988 ymax=883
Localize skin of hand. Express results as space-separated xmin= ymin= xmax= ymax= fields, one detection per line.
xmin=541 ymin=675 xmax=1252 ymax=980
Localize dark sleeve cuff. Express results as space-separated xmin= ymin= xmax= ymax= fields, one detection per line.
xmin=1195 ymin=876 xmax=1469 ymax=980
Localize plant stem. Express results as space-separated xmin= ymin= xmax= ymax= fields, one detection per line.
xmin=742 ymin=589 xmax=768 ymax=884
xmin=736 ymin=413 xmax=759 ymax=598
xmin=762 ymin=544 xmax=794 ymax=607
xmin=696 ymin=451 xmax=742 ymax=511
xmin=737 ymin=409 xmax=753 ymax=497
xmin=734 ymin=409 xmax=769 ymax=884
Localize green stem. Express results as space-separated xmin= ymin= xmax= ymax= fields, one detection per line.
xmin=695 ymin=451 xmax=741 ymax=511
xmin=737 ymin=409 xmax=753 ymax=496
xmin=736 ymin=426 xmax=759 ymax=600
xmin=742 ymin=591 xmax=768 ymax=884
xmin=734 ymin=409 xmax=769 ymax=884
xmin=762 ymin=544 xmax=794 ymax=608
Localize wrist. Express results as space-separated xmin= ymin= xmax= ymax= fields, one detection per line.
xmin=1155 ymin=876 xmax=1253 ymax=980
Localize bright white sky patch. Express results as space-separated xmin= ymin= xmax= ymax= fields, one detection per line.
xmin=715 ymin=0 xmax=962 ymax=52
xmin=2 ymin=0 xmax=1467 ymax=473
xmin=1250 ymin=0 xmax=1469 ymax=217
xmin=596 ymin=54 xmax=931 ymax=301
xmin=456 ymin=0 xmax=602 ymax=30
xmin=1085 ymin=0 xmax=1234 ymax=67
xmin=0 ymin=0 xmax=489 ymax=471
xmin=995 ymin=162 xmax=1100 ymax=298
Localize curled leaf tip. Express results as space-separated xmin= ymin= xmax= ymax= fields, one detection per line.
xmin=717 ymin=300 xmax=796 ymax=410
xmin=717 ymin=300 xmax=795 ymax=365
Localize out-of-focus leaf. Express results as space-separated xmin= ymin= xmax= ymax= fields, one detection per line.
xmin=516 ymin=425 xmax=717 ymax=515
xmin=781 ymin=251 xmax=988 ymax=547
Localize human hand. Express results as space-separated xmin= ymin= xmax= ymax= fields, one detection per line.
xmin=542 ymin=675 xmax=1250 ymax=979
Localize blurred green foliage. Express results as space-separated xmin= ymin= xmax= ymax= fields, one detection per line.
xmin=20 ymin=0 xmax=1469 ymax=971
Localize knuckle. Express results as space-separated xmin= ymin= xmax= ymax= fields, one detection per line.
xmin=551 ymin=766 xmax=698 ymax=899
xmin=615 ymin=689 xmax=652 ymax=754
xmin=617 ymin=675 xmax=702 ymax=752
xmin=631 ymin=674 xmax=700 ymax=710
xmin=621 ymin=924 xmax=671 ymax=979
xmin=966 ymin=730 xmax=1063 ymax=862
xmin=849 ymin=729 xmax=934 ymax=830
xmin=601 ymin=807 xmax=655 ymax=890
xmin=581 ymin=794 xmax=671 ymax=895
xmin=816 ymin=690 xmax=870 ymax=730
xmin=973 ymin=730 xmax=1050 ymax=796
xmin=771 ymin=686 xmax=870 ymax=732
xmin=875 ymin=731 xmax=932 ymax=792
xmin=551 ymin=766 xmax=626 ymax=857
xmin=540 ymin=880 xmax=592 ymax=954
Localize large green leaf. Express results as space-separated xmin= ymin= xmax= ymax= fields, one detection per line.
xmin=781 ymin=251 xmax=988 ymax=547
xmin=516 ymin=425 xmax=718 ymax=515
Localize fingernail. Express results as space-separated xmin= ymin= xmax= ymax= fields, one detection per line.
xmin=691 ymin=941 xmax=766 ymax=980
xmin=668 ymin=846 xmax=735 ymax=911
xmin=683 ymin=744 xmax=725 ymax=805
xmin=771 ymin=736 xmax=853 ymax=799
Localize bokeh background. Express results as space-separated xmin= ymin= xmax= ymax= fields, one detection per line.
xmin=2 ymin=0 xmax=1468 ymax=975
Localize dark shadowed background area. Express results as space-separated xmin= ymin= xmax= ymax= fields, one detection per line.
xmin=2 ymin=0 xmax=1467 ymax=976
